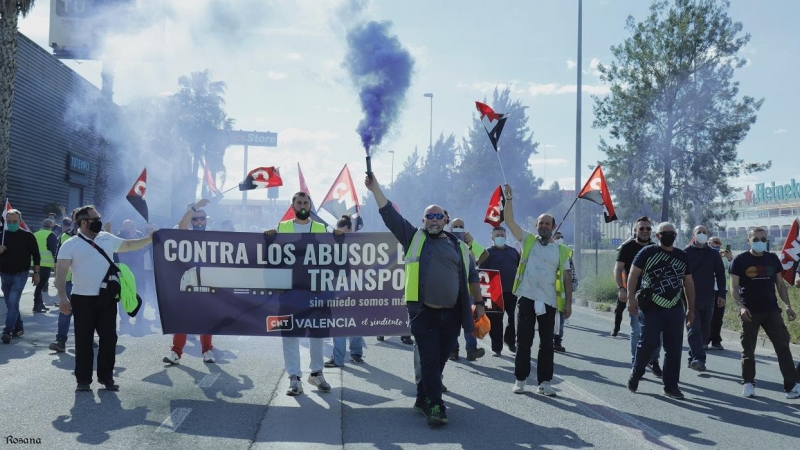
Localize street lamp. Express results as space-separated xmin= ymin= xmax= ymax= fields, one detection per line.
xmin=423 ymin=93 xmax=433 ymax=152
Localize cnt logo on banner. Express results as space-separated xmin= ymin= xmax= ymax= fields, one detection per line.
xmin=152 ymin=230 xmax=410 ymax=337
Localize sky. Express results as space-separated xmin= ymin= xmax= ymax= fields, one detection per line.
xmin=18 ymin=0 xmax=800 ymax=209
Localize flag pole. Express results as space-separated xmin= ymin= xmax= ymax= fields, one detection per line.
xmin=495 ymin=148 xmax=508 ymax=185
xmin=554 ymin=197 xmax=579 ymax=235
xmin=1 ymin=197 xmax=7 ymax=246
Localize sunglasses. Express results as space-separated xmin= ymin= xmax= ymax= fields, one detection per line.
xmin=191 ymin=217 xmax=207 ymax=222
xmin=751 ymin=237 xmax=768 ymax=242
xmin=638 ymin=227 xmax=652 ymax=231
xmin=425 ymin=213 xmax=445 ymax=220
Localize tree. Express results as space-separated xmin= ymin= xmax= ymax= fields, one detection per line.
xmin=593 ymin=0 xmax=768 ymax=227
xmin=0 ymin=0 xmax=36 ymax=201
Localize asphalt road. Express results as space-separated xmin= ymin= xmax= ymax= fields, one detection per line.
xmin=2 ymin=287 xmax=799 ymax=449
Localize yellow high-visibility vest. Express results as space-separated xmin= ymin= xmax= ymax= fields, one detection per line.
xmin=33 ymin=229 xmax=54 ymax=268
xmin=404 ymin=231 xmax=471 ymax=303
xmin=512 ymin=234 xmax=572 ymax=311
xmin=277 ymin=220 xmax=326 ymax=233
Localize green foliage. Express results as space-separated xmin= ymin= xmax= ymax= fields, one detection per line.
xmin=722 ymin=287 xmax=800 ymax=345
xmin=576 ymin=274 xmax=620 ymax=304
xmin=593 ymin=0 xmax=768 ymax=226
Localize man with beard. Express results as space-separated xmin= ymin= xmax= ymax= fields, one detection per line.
xmin=626 ymin=222 xmax=695 ymax=399
xmin=502 ymin=184 xmax=573 ymax=396
xmin=163 ymin=199 xmax=216 ymax=365
xmin=365 ymin=175 xmax=483 ymax=427
xmin=614 ymin=217 xmax=663 ymax=377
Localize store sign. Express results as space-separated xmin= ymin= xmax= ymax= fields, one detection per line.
xmin=752 ymin=179 xmax=800 ymax=204
xmin=67 ymin=154 xmax=91 ymax=174
xmin=226 ymin=130 xmax=278 ymax=147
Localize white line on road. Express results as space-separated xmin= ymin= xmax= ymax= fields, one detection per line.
xmin=156 ymin=407 xmax=192 ymax=433
xmin=197 ymin=373 xmax=220 ymax=388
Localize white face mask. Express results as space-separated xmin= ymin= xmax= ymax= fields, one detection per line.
xmin=695 ymin=233 xmax=708 ymax=245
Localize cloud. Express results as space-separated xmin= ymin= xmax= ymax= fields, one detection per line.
xmin=566 ymin=59 xmax=576 ymax=70
xmin=267 ymin=71 xmax=288 ymax=80
xmin=586 ymin=57 xmax=601 ymax=77
xmin=541 ymin=144 xmax=557 ymax=149
xmin=456 ymin=81 xmax=525 ymax=95
xmin=279 ymin=128 xmax=338 ymax=144
xmin=529 ymin=157 xmax=569 ymax=166
xmin=286 ymin=52 xmax=302 ymax=60
xmin=774 ymin=128 xmax=788 ymax=134
xmin=527 ymin=83 xmax=610 ymax=96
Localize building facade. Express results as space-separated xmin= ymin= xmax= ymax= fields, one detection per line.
xmin=716 ymin=177 xmax=800 ymax=241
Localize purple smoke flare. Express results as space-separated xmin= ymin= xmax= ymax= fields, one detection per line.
xmin=344 ymin=20 xmax=414 ymax=155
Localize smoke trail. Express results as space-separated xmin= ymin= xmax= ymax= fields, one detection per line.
xmin=343 ymin=20 xmax=414 ymax=153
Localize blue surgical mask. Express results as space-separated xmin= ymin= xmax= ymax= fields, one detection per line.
xmin=451 ymin=227 xmax=465 ymax=241
xmin=494 ymin=237 xmax=506 ymax=247
xmin=6 ymin=223 xmax=19 ymax=232
xmin=708 ymin=244 xmax=720 ymax=251
xmin=751 ymin=241 xmax=767 ymax=253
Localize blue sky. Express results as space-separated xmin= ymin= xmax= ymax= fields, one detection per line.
xmin=19 ymin=0 xmax=800 ymax=206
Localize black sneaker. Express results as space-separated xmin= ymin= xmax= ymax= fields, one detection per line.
xmin=324 ymin=359 xmax=341 ymax=368
xmin=627 ymin=374 xmax=639 ymax=393
xmin=648 ymin=360 xmax=663 ymax=378
xmin=663 ymin=386 xmax=685 ymax=399
xmin=413 ymin=398 xmax=431 ymax=417
xmin=1 ymin=333 xmax=10 ymax=344
xmin=350 ymin=354 xmax=364 ymax=363
xmin=427 ymin=404 xmax=448 ymax=426
xmin=466 ymin=348 xmax=485 ymax=361
xmin=75 ymin=383 xmax=91 ymax=392
xmin=553 ymin=343 xmax=566 ymax=353
xmin=33 ymin=305 xmax=49 ymax=313
xmin=49 ymin=340 xmax=66 ymax=353
xmin=612 ymin=327 xmax=620 ymax=337
xmin=449 ymin=350 xmax=459 ymax=361
xmin=11 ymin=330 xmax=24 ymax=338
xmin=100 ymin=380 xmax=119 ymax=391
xmin=376 ymin=336 xmax=384 ymax=341
xmin=442 ymin=384 xmax=448 ymax=393
xmin=400 ymin=336 xmax=413 ymax=345
xmin=505 ymin=340 xmax=517 ymax=353
xmin=711 ymin=343 xmax=724 ymax=351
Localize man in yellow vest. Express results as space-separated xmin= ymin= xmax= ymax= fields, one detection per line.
xmin=33 ymin=219 xmax=58 ymax=313
xmin=365 ymin=175 xmax=484 ymax=427
xmin=266 ymin=191 xmax=331 ymax=396
xmin=502 ymin=184 xmax=573 ymax=396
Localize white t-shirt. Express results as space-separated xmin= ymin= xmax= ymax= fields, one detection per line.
xmin=515 ymin=230 xmax=569 ymax=308
xmin=58 ymin=231 xmax=124 ymax=296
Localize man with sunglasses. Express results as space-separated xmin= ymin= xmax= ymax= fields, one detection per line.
xmin=163 ymin=199 xmax=216 ymax=365
xmin=626 ymin=222 xmax=695 ymax=399
xmin=730 ymin=227 xmax=800 ymax=399
xmin=365 ymin=175 xmax=483 ymax=427
xmin=614 ymin=217 xmax=663 ymax=376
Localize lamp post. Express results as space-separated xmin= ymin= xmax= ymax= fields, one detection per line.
xmin=388 ymin=150 xmax=395 ymax=185
xmin=423 ymin=93 xmax=433 ymax=152
xmin=573 ymin=0 xmax=583 ymax=279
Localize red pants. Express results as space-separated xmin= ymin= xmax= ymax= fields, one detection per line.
xmin=171 ymin=334 xmax=213 ymax=357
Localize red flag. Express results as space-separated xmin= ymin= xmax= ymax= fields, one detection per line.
xmin=2 ymin=199 xmax=29 ymax=231
xmin=475 ymin=101 xmax=508 ymax=152
xmin=578 ymin=165 xmax=617 ymax=223
xmin=239 ymin=166 xmax=282 ymax=191
xmin=319 ymin=165 xmax=363 ymax=231
xmin=203 ymin=158 xmax=222 ymax=196
xmin=780 ymin=218 xmax=800 ymax=285
xmin=479 ymin=269 xmax=504 ymax=312
xmin=483 ymin=185 xmax=506 ymax=227
xmin=126 ymin=168 xmax=149 ymax=222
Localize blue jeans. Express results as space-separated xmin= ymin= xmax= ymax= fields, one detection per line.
xmin=410 ymin=307 xmax=460 ymax=406
xmin=56 ymin=282 xmax=73 ymax=343
xmin=632 ymin=305 xmax=686 ymax=389
xmin=687 ymin=300 xmax=714 ymax=364
xmin=1 ymin=271 xmax=28 ymax=335
xmin=630 ymin=310 xmax=662 ymax=363
xmin=331 ymin=336 xmax=364 ymax=366
xmin=452 ymin=329 xmax=477 ymax=352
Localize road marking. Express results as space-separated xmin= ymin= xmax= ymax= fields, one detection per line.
xmin=197 ymin=373 xmax=220 ymax=388
xmin=157 ymin=407 xmax=192 ymax=433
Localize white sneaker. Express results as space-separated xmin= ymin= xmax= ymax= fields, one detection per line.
xmin=202 ymin=351 xmax=215 ymax=363
xmin=162 ymin=351 xmax=180 ymax=365
xmin=286 ymin=376 xmax=303 ymax=396
xmin=786 ymin=383 xmax=800 ymax=399
xmin=308 ymin=372 xmax=331 ymax=392
xmin=536 ymin=381 xmax=557 ymax=396
xmin=513 ymin=379 xmax=526 ymax=394
xmin=742 ymin=383 xmax=756 ymax=398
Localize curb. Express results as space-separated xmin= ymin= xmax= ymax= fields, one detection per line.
xmin=579 ymin=299 xmax=800 ymax=355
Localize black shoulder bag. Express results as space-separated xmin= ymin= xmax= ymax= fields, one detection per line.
xmin=77 ymin=234 xmax=121 ymax=302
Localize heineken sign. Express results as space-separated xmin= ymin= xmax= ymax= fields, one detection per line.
xmin=749 ymin=179 xmax=800 ymax=204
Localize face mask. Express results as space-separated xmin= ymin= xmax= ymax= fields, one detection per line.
xmin=659 ymin=233 xmax=676 ymax=247
xmin=88 ymin=220 xmax=103 ymax=234
xmin=6 ymin=223 xmax=19 ymax=232
xmin=295 ymin=208 xmax=310 ymax=220
xmin=695 ymin=233 xmax=708 ymax=245
xmin=709 ymin=244 xmax=720 ymax=251
xmin=751 ymin=241 xmax=767 ymax=253
xmin=451 ymin=227 xmax=465 ymax=241
xmin=192 ymin=224 xmax=206 ymax=231
xmin=494 ymin=237 xmax=506 ymax=247
xmin=556 ymin=238 xmax=564 ymax=244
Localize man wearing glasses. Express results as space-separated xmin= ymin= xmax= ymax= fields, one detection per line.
xmin=730 ymin=227 xmax=800 ymax=399
xmin=626 ymin=222 xmax=695 ymax=399
xmin=164 ymin=199 xmax=216 ymax=365
xmin=365 ymin=175 xmax=484 ymax=427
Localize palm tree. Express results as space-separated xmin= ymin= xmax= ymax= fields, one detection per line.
xmin=0 ymin=0 xmax=36 ymax=200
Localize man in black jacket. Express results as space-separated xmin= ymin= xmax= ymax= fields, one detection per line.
xmin=0 ymin=209 xmax=41 ymax=343
xmin=684 ymin=225 xmax=727 ymax=372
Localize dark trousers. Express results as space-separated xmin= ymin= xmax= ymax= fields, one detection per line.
xmin=514 ymin=297 xmax=556 ymax=383
xmin=632 ymin=305 xmax=685 ymax=389
xmin=741 ymin=311 xmax=798 ymax=392
xmin=614 ymin=300 xmax=626 ymax=331
xmin=72 ymin=294 xmax=118 ymax=384
xmin=687 ymin=300 xmax=714 ymax=363
xmin=409 ymin=307 xmax=460 ymax=406
xmin=707 ymin=298 xmax=725 ymax=345
xmin=488 ymin=293 xmax=517 ymax=353
xmin=33 ymin=267 xmax=52 ymax=307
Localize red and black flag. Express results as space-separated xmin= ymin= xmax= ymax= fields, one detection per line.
xmin=239 ymin=166 xmax=282 ymax=191
xmin=203 ymin=158 xmax=224 ymax=203
xmin=578 ymin=165 xmax=617 ymax=223
xmin=483 ymin=185 xmax=506 ymax=228
xmin=126 ymin=168 xmax=148 ymax=222
xmin=475 ymin=101 xmax=508 ymax=152
xmin=780 ymin=218 xmax=800 ymax=285
xmin=2 ymin=199 xmax=29 ymax=231
xmin=319 ymin=164 xmax=363 ymax=231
